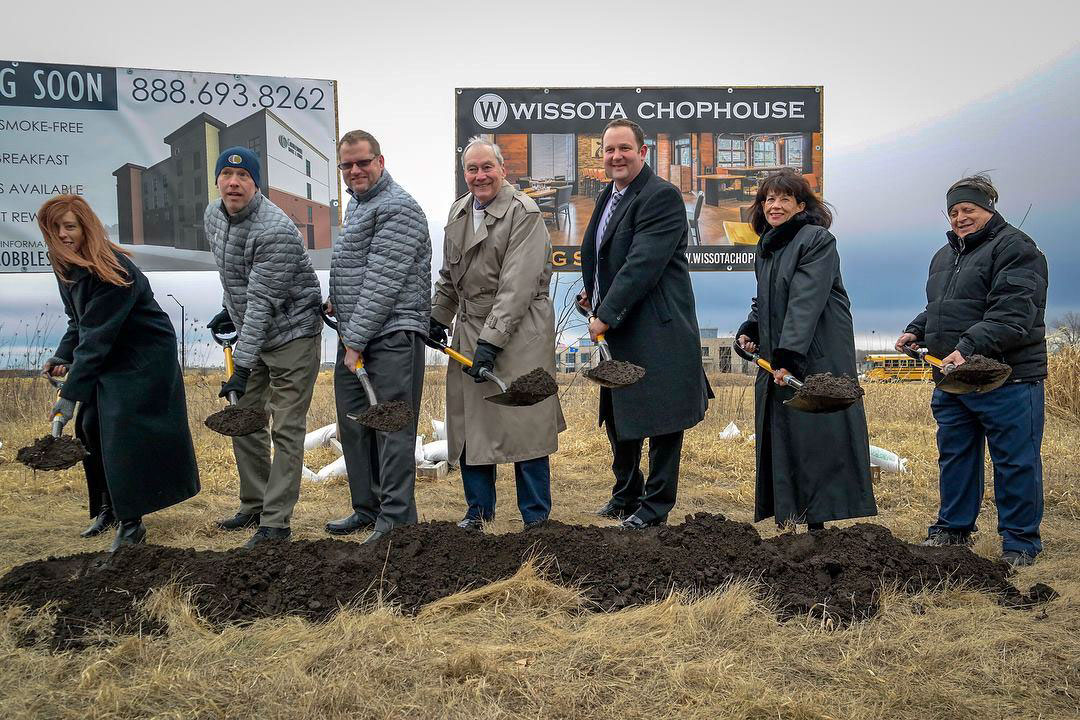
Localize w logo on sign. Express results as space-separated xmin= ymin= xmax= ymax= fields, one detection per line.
xmin=472 ymin=93 xmax=508 ymax=129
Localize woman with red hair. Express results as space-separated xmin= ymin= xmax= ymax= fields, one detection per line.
xmin=38 ymin=195 xmax=199 ymax=551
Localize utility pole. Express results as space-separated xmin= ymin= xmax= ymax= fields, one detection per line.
xmin=167 ymin=294 xmax=185 ymax=373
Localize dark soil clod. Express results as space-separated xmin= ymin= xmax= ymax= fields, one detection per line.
xmin=15 ymin=435 xmax=88 ymax=471
xmin=797 ymin=373 xmax=865 ymax=401
xmin=502 ymin=368 xmax=558 ymax=405
xmin=204 ymin=406 xmax=268 ymax=437
xmin=584 ymin=360 xmax=646 ymax=387
xmin=354 ymin=401 xmax=412 ymax=432
xmin=0 ymin=513 xmax=1056 ymax=651
xmin=943 ymin=354 xmax=1012 ymax=386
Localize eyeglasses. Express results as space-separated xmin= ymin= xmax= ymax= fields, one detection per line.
xmin=337 ymin=157 xmax=379 ymax=171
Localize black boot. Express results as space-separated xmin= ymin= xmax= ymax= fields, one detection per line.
xmin=109 ymin=519 xmax=146 ymax=552
xmin=81 ymin=507 xmax=118 ymax=538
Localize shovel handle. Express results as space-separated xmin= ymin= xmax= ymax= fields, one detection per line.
xmin=51 ymin=414 xmax=65 ymax=438
xmin=595 ymin=333 xmax=613 ymax=362
xmin=731 ymin=340 xmax=803 ymax=389
xmin=223 ymin=344 xmax=235 ymax=378
xmin=426 ymin=339 xmax=508 ymax=392
xmin=901 ymin=344 xmax=948 ymax=370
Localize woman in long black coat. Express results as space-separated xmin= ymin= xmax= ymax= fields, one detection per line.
xmin=736 ymin=172 xmax=876 ymax=530
xmin=38 ymin=195 xmax=199 ymax=551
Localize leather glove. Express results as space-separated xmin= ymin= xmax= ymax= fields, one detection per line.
xmin=426 ymin=319 xmax=449 ymax=349
xmin=207 ymin=307 xmax=234 ymax=335
xmin=50 ymin=396 xmax=76 ymax=424
xmin=219 ymin=364 xmax=251 ymax=400
xmin=464 ymin=340 xmax=500 ymax=383
xmin=43 ymin=355 xmax=70 ymax=377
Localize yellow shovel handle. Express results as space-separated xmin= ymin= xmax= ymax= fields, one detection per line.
xmin=224 ymin=344 xmax=235 ymax=377
xmin=443 ymin=346 xmax=473 ymax=368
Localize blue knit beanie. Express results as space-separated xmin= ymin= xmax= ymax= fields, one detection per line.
xmin=215 ymin=147 xmax=261 ymax=186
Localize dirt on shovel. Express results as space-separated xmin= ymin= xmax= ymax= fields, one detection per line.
xmin=585 ymin=359 xmax=646 ymax=387
xmin=354 ymin=401 xmax=413 ymax=432
xmin=204 ymin=406 xmax=268 ymax=437
xmin=503 ymin=368 xmax=558 ymax=405
xmin=944 ymin=355 xmax=1011 ymax=386
xmin=16 ymin=435 xmax=88 ymax=471
xmin=796 ymin=372 xmax=865 ymax=401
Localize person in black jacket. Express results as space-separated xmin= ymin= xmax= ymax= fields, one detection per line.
xmin=737 ymin=171 xmax=876 ymax=531
xmin=896 ymin=174 xmax=1048 ymax=567
xmin=38 ymin=195 xmax=200 ymax=552
xmin=579 ymin=119 xmax=712 ymax=529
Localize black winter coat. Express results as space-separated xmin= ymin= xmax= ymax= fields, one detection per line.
xmin=905 ymin=213 xmax=1048 ymax=382
xmin=581 ymin=163 xmax=712 ymax=441
xmin=54 ymin=252 xmax=199 ymax=519
xmin=739 ymin=218 xmax=876 ymax=525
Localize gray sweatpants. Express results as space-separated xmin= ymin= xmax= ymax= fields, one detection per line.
xmin=334 ymin=330 xmax=424 ymax=532
xmin=233 ymin=334 xmax=320 ymax=528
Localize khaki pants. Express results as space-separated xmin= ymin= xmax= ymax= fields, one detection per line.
xmin=232 ymin=334 xmax=320 ymax=528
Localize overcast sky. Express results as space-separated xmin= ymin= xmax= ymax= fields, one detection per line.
xmin=2 ymin=0 xmax=1079 ymax=365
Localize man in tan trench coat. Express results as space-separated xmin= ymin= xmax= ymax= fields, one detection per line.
xmin=430 ymin=137 xmax=566 ymax=530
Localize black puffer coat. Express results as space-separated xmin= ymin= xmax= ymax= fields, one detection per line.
xmin=905 ymin=213 xmax=1048 ymax=382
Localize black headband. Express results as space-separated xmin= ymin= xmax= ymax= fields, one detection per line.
xmin=947 ymin=186 xmax=995 ymax=213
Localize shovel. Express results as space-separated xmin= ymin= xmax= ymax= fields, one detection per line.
xmin=900 ymin=344 xmax=1012 ymax=394
xmin=205 ymin=324 xmax=267 ymax=437
xmin=322 ymin=309 xmax=412 ymax=432
xmin=572 ymin=298 xmax=645 ymax=389
xmin=423 ymin=337 xmax=553 ymax=407
xmin=15 ymin=374 xmax=88 ymax=471
xmin=732 ymin=341 xmax=858 ymax=414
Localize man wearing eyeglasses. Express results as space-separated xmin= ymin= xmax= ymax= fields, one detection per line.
xmin=325 ymin=129 xmax=431 ymax=544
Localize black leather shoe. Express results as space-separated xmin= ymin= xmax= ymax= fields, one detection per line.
xmin=361 ymin=529 xmax=387 ymax=545
xmin=620 ymin=514 xmax=666 ymax=530
xmin=457 ymin=517 xmax=485 ymax=531
xmin=109 ymin=520 xmax=146 ymax=552
xmin=81 ymin=509 xmax=118 ymax=538
xmin=325 ymin=512 xmax=374 ymax=535
xmin=244 ymin=526 xmax=291 ymax=549
xmin=523 ymin=519 xmax=548 ymax=530
xmin=596 ymin=500 xmax=635 ymax=521
xmin=217 ymin=512 xmax=260 ymax=531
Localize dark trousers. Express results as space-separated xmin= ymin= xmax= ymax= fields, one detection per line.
xmin=76 ymin=399 xmax=139 ymax=523
xmin=930 ymin=381 xmax=1044 ymax=556
xmin=461 ymin=447 xmax=551 ymax=525
xmin=334 ymin=330 xmax=424 ymax=532
xmin=605 ymin=419 xmax=684 ymax=524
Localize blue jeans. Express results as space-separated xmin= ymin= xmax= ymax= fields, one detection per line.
xmin=930 ymin=381 xmax=1044 ymax=556
xmin=460 ymin=449 xmax=551 ymax=525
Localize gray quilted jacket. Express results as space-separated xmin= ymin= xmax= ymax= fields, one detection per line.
xmin=329 ymin=171 xmax=431 ymax=350
xmin=204 ymin=193 xmax=322 ymax=368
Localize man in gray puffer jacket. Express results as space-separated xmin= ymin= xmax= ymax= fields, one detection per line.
xmin=204 ymin=146 xmax=322 ymax=549
xmin=325 ymin=130 xmax=431 ymax=543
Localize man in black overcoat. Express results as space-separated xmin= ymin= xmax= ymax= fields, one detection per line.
xmin=579 ymin=119 xmax=712 ymax=529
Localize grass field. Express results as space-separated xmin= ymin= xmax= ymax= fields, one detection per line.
xmin=0 ymin=364 xmax=1078 ymax=719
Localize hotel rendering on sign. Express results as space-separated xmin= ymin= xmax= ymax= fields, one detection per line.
xmin=456 ymin=86 xmax=824 ymax=272
xmin=0 ymin=60 xmax=339 ymax=272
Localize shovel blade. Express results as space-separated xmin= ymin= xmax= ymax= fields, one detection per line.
xmin=936 ymin=373 xmax=1011 ymax=395
xmin=484 ymin=391 xmax=542 ymax=407
xmin=783 ymin=395 xmax=858 ymax=414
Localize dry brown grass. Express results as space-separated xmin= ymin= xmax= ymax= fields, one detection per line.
xmin=0 ymin=364 xmax=1078 ymax=719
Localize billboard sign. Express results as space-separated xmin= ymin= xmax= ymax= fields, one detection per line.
xmin=454 ymin=86 xmax=823 ymax=271
xmin=0 ymin=60 xmax=340 ymax=272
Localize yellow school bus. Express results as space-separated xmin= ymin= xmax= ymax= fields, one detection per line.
xmin=863 ymin=353 xmax=933 ymax=382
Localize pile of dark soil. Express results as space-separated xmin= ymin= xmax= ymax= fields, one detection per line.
xmin=503 ymin=368 xmax=558 ymax=405
xmin=944 ymin=355 xmax=1012 ymax=387
xmin=584 ymin=359 xmax=646 ymax=387
xmin=797 ymin=373 xmax=865 ymax=400
xmin=204 ymin=406 xmax=268 ymax=437
xmin=0 ymin=514 xmax=1056 ymax=650
xmin=15 ymin=435 xmax=88 ymax=471
xmin=352 ymin=401 xmax=412 ymax=432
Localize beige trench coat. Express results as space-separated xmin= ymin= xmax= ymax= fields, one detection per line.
xmin=431 ymin=181 xmax=565 ymax=465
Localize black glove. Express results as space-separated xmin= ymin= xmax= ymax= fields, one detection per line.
xmin=464 ymin=340 xmax=500 ymax=383
xmin=207 ymin=308 xmax=234 ymax=335
xmin=50 ymin=396 xmax=76 ymax=424
xmin=426 ymin=319 xmax=449 ymax=349
xmin=219 ymin=365 xmax=251 ymax=400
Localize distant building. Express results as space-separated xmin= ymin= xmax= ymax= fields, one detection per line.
xmin=113 ymin=109 xmax=335 ymax=251
xmin=556 ymin=331 xmax=752 ymax=375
